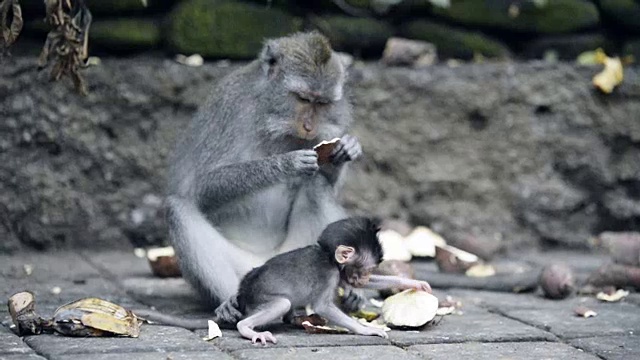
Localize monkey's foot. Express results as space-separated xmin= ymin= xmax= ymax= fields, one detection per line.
xmin=252 ymin=331 xmax=277 ymax=345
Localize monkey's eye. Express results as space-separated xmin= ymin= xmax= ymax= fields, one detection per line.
xmin=295 ymin=93 xmax=311 ymax=103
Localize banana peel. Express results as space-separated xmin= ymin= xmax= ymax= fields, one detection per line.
xmin=8 ymin=291 xmax=141 ymax=337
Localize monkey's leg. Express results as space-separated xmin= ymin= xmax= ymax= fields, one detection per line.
xmin=278 ymin=179 xmax=348 ymax=254
xmin=166 ymin=196 xmax=262 ymax=309
xmin=237 ymin=298 xmax=291 ymax=345
xmin=314 ymin=302 xmax=388 ymax=339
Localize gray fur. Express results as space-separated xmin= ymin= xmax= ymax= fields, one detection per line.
xmin=166 ymin=32 xmax=359 ymax=317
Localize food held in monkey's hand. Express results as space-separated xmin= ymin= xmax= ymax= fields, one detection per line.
xmin=313 ymin=138 xmax=341 ymax=165
xmin=435 ymin=244 xmax=479 ymax=273
xmin=382 ymin=289 xmax=439 ymax=328
xmin=539 ymin=264 xmax=575 ymax=299
xmin=146 ymin=246 xmax=182 ymax=278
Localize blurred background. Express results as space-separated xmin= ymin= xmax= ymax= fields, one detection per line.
xmin=1 ymin=0 xmax=640 ymax=257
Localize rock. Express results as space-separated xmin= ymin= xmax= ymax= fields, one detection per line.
xmin=522 ymin=33 xmax=615 ymax=60
xmin=381 ymin=37 xmax=437 ymax=67
xmin=399 ymin=20 xmax=510 ymax=59
xmin=167 ymin=0 xmax=302 ymax=59
xmin=310 ymin=15 xmax=394 ymax=57
xmin=90 ymin=19 xmax=161 ymax=52
xmin=432 ymin=0 xmax=600 ymax=34
xmin=598 ymin=0 xmax=640 ymax=32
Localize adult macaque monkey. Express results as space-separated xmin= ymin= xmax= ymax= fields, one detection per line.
xmin=235 ymin=217 xmax=432 ymax=344
xmin=166 ymin=32 xmax=362 ymax=321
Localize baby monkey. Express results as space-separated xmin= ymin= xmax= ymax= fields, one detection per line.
xmin=235 ymin=217 xmax=431 ymax=344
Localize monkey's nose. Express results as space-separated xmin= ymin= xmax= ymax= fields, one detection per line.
xmin=303 ymin=122 xmax=313 ymax=132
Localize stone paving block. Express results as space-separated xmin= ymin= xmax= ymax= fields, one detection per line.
xmin=0 ymin=325 xmax=36 ymax=356
xmin=388 ymin=310 xmax=556 ymax=347
xmin=82 ymin=250 xmax=153 ymax=278
xmin=513 ymin=250 xmax=608 ymax=274
xmin=50 ymin=351 xmax=234 ymax=360
xmin=0 ymin=355 xmax=47 ymax=360
xmin=0 ymin=252 xmax=101 ymax=283
xmin=407 ymin=341 xmax=600 ymax=360
xmin=570 ymin=335 xmax=640 ymax=360
xmin=120 ymin=276 xmax=211 ymax=315
xmin=24 ymin=325 xmax=213 ymax=356
xmin=232 ymin=345 xmax=423 ymax=360
xmin=449 ymin=289 xmax=610 ymax=312
xmin=503 ymin=302 xmax=640 ymax=339
xmin=197 ymin=324 xmax=390 ymax=352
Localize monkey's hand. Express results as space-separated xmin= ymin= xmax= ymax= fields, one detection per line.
xmin=214 ymin=295 xmax=243 ymax=324
xmin=355 ymin=326 xmax=389 ymax=339
xmin=282 ymin=149 xmax=319 ymax=177
xmin=409 ymin=280 xmax=432 ymax=293
xmin=330 ymin=135 xmax=362 ymax=165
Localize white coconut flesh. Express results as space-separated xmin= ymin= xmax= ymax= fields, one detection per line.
xmin=405 ymin=226 xmax=446 ymax=257
xmin=382 ymin=289 xmax=439 ymax=327
xmin=379 ymin=230 xmax=412 ymax=262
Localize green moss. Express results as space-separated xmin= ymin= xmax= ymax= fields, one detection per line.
xmin=432 ymin=0 xmax=600 ymax=34
xmin=86 ymin=0 xmax=153 ymax=14
xmin=598 ymin=0 xmax=640 ymax=31
xmin=168 ymin=0 xmax=302 ymax=59
xmin=90 ymin=20 xmax=161 ymax=50
xmin=311 ymin=16 xmax=394 ymax=56
xmin=400 ymin=20 xmax=510 ymax=59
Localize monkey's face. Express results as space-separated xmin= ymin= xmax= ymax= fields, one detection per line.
xmin=343 ymin=264 xmax=376 ymax=287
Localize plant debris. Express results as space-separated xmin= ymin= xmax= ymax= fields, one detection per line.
xmin=38 ymin=0 xmax=92 ymax=95
xmin=465 ymin=263 xmax=496 ymax=278
xmin=435 ymin=244 xmax=479 ymax=273
xmin=350 ymin=309 xmax=379 ymax=322
xmin=292 ymin=313 xmax=327 ymax=327
xmin=201 ymin=320 xmax=222 ymax=341
xmin=591 ymin=48 xmax=623 ymax=94
xmin=0 ymin=0 xmax=23 ymax=53
xmin=539 ymin=264 xmax=575 ymax=299
xmin=8 ymin=291 xmax=141 ymax=337
xmin=382 ymin=289 xmax=438 ymax=328
xmin=596 ymin=288 xmax=629 ymax=302
xmin=574 ymin=306 xmax=597 ymax=318
xmin=147 ymin=246 xmax=182 ymax=278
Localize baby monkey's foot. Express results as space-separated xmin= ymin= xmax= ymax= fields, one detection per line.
xmin=252 ymin=331 xmax=277 ymax=345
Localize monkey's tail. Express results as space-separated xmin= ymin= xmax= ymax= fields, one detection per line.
xmin=132 ymin=309 xmax=236 ymax=330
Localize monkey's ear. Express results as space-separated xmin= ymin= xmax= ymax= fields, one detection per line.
xmin=260 ymin=41 xmax=280 ymax=78
xmin=335 ymin=245 xmax=355 ymax=264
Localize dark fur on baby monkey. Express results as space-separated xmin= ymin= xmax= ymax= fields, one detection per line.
xmin=234 ymin=217 xmax=432 ymax=345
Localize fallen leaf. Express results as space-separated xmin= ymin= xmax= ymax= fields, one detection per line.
xmin=574 ymin=306 xmax=597 ymax=318
xmin=202 ymin=320 xmax=222 ymax=341
xmin=596 ymin=289 xmax=629 ymax=302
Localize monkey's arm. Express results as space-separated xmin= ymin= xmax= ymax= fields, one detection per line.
xmin=314 ymin=302 xmax=388 ymax=338
xmin=195 ymin=150 xmax=317 ymax=208
xmin=363 ymin=275 xmax=432 ymax=293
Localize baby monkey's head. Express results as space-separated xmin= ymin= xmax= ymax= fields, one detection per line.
xmin=318 ymin=217 xmax=383 ymax=287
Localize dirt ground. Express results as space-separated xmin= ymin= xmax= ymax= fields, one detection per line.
xmin=1 ymin=57 xmax=640 ymax=253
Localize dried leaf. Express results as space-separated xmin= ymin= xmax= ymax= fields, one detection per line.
xmin=596 ymin=289 xmax=629 ymax=302
xmin=350 ymin=309 xmax=379 ymax=322
xmin=0 ymin=0 xmax=23 ymax=50
xmin=202 ymin=320 xmax=222 ymax=341
xmin=465 ymin=263 xmax=496 ymax=278
xmin=53 ymin=297 xmax=140 ymax=337
xmin=574 ymin=306 xmax=597 ymax=318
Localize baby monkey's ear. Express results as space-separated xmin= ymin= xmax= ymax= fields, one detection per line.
xmin=335 ymin=245 xmax=355 ymax=264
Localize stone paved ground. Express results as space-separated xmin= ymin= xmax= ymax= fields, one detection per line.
xmin=1 ymin=250 xmax=638 ymax=360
